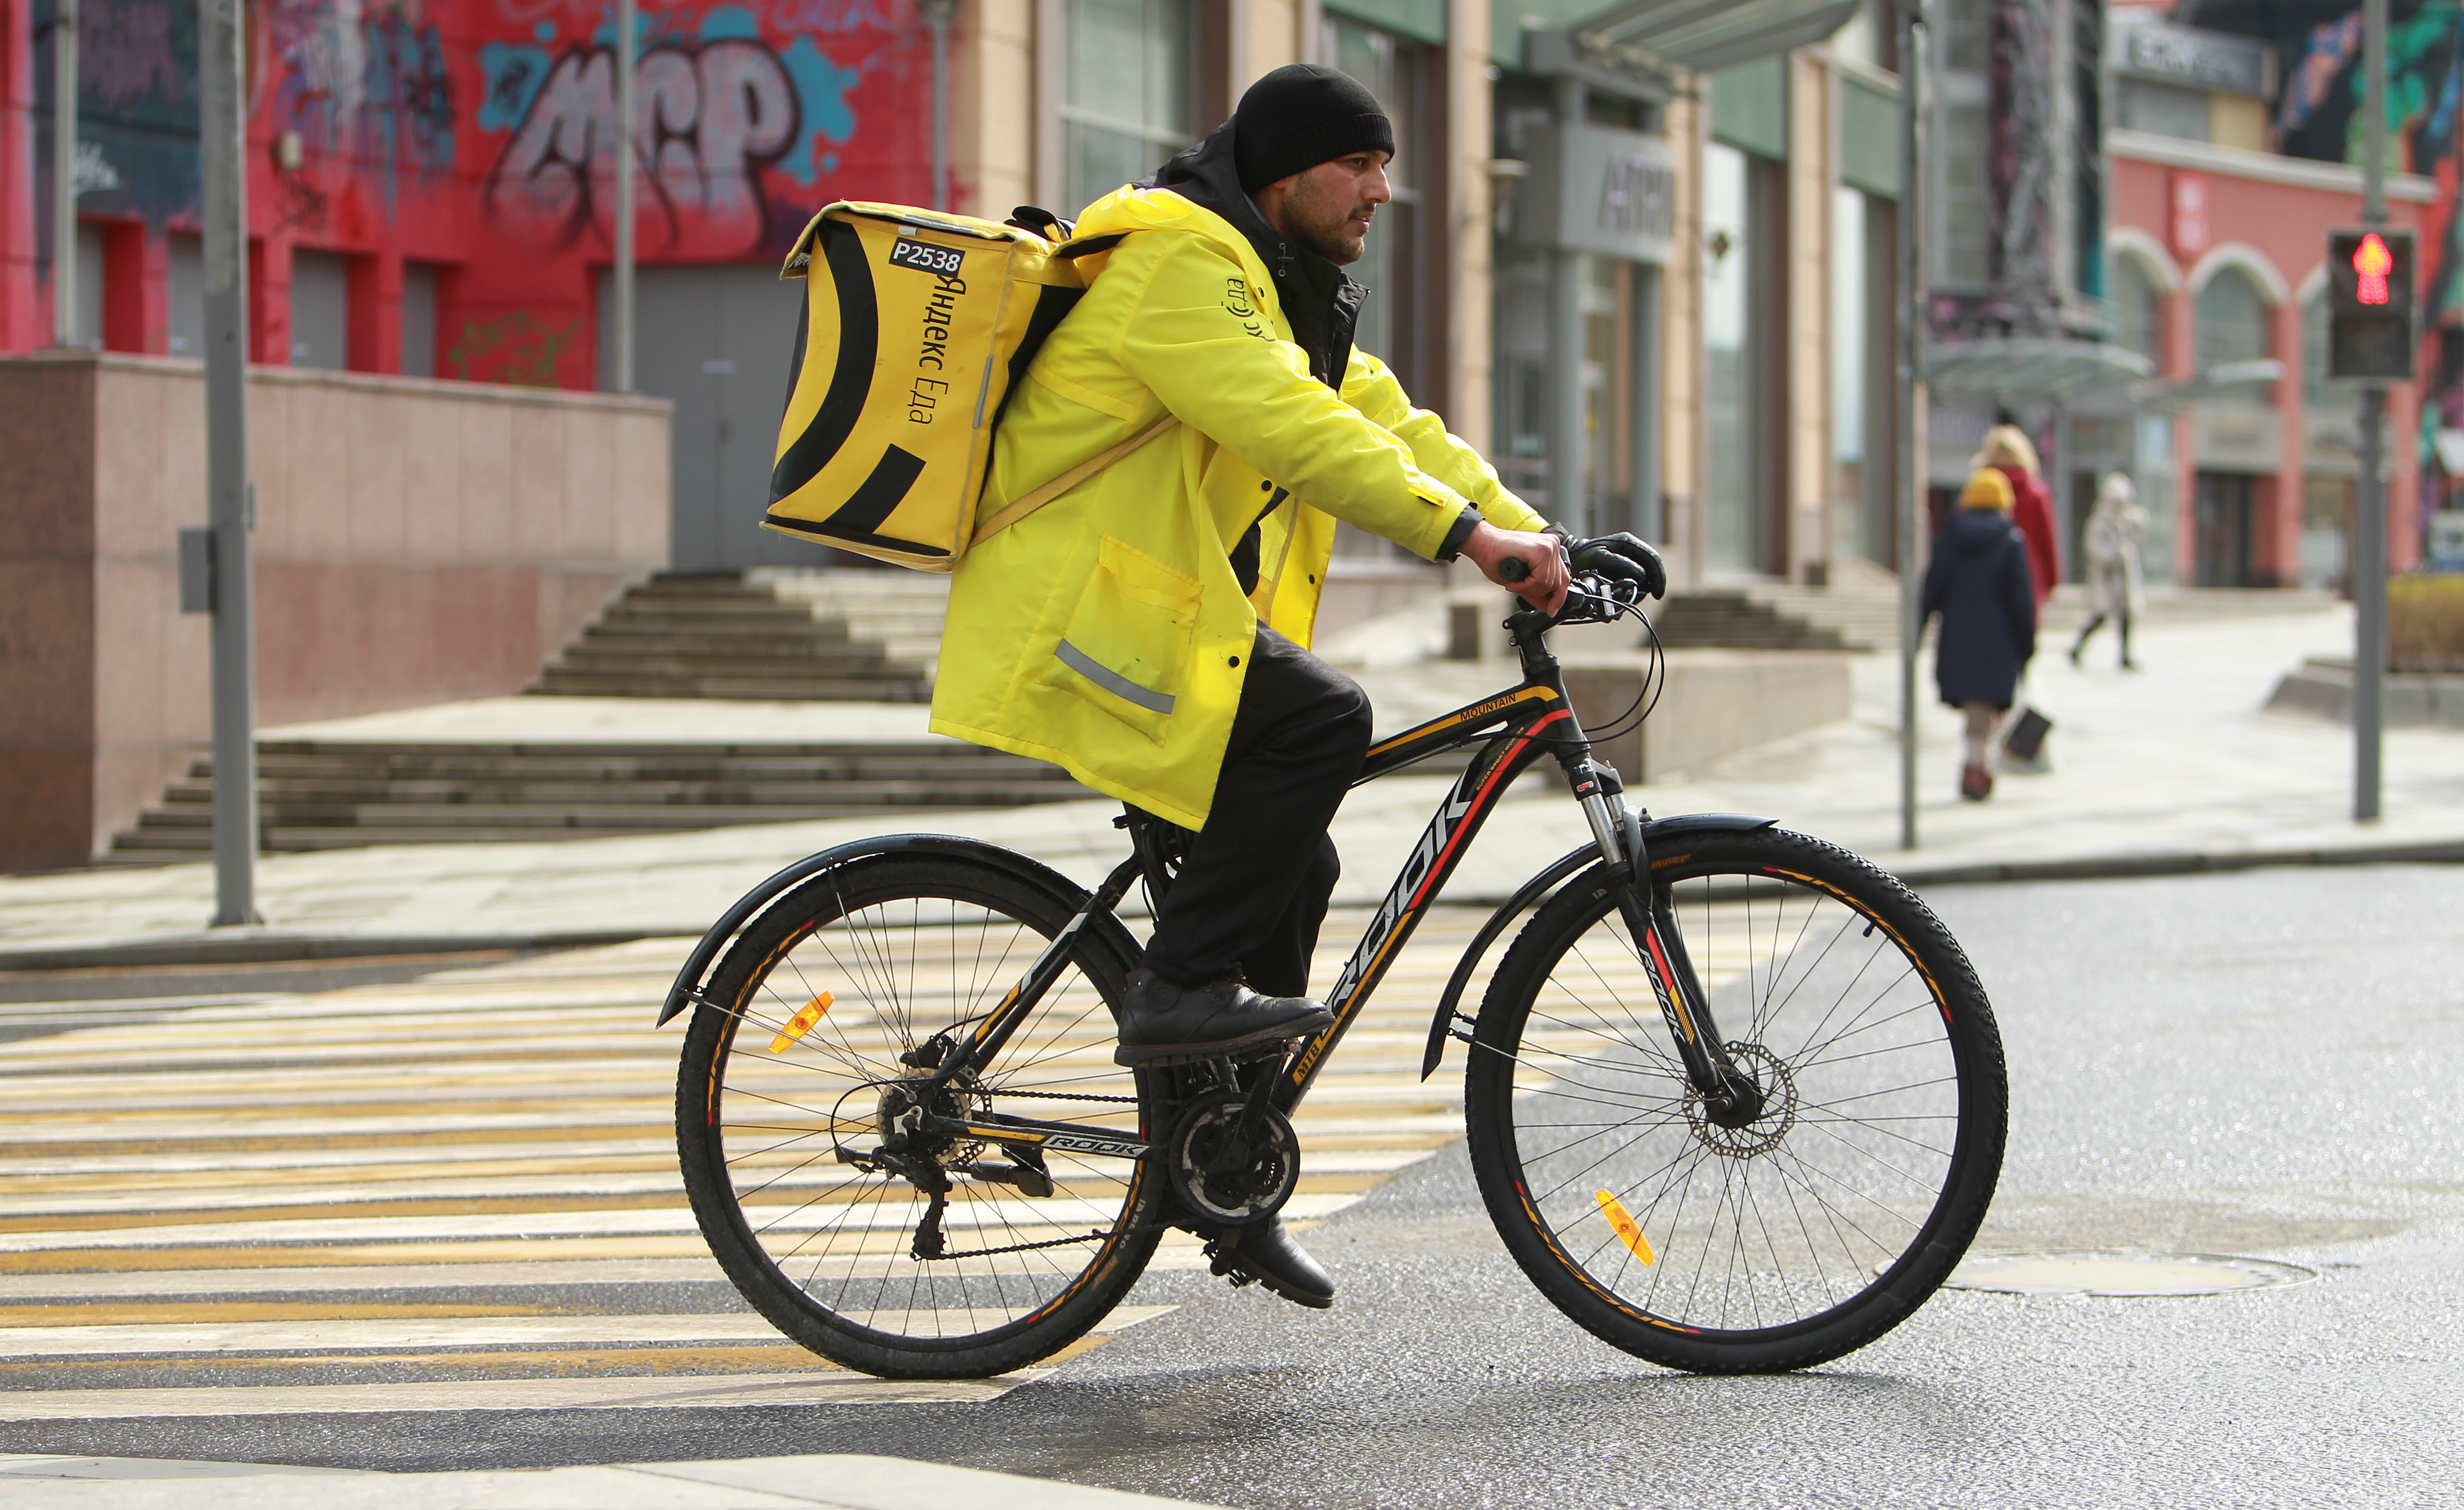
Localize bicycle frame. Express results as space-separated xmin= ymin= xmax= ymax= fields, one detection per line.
xmin=899 ymin=604 xmax=1763 ymax=1158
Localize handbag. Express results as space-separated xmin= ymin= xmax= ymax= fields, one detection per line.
xmin=2002 ymin=705 xmax=2053 ymax=761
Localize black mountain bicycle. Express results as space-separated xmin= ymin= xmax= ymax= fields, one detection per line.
xmin=659 ymin=539 xmax=2007 ymax=1379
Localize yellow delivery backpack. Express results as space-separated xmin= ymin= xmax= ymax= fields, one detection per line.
xmin=761 ymin=201 xmax=1174 ymax=570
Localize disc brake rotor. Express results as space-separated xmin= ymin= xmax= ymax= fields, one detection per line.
xmin=1683 ymin=1042 xmax=1796 ymax=1158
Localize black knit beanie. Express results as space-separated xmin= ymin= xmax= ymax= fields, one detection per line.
xmin=1232 ymin=64 xmax=1396 ymax=193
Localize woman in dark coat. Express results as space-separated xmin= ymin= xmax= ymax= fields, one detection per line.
xmin=1922 ymin=468 xmax=2038 ymax=801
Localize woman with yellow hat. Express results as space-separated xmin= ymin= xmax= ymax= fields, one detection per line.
xmin=1921 ymin=467 xmax=2039 ymax=800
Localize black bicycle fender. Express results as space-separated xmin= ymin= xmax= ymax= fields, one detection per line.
xmin=1417 ymin=811 xmax=1775 ymax=1079
xmin=655 ymin=834 xmax=1134 ymax=1026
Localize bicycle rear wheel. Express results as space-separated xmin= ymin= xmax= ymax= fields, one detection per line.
xmin=1465 ymin=827 xmax=2005 ymax=1373
xmin=676 ymin=851 xmax=1165 ymax=1379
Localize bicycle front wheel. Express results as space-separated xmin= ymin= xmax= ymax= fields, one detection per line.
xmin=1465 ymin=827 xmax=2006 ymax=1373
xmin=676 ymin=851 xmax=1166 ymax=1379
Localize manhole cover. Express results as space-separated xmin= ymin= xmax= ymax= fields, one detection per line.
xmin=1944 ymin=1252 xmax=2316 ymax=1296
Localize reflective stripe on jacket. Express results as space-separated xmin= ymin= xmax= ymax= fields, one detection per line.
xmin=927 ymin=183 xmax=1546 ymax=829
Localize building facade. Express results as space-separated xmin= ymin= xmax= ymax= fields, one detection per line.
xmin=6 ymin=0 xmax=1905 ymax=594
xmin=2092 ymin=4 xmax=2434 ymax=589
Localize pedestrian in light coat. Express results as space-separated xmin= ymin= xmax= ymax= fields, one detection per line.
xmin=2069 ymin=472 xmax=2147 ymax=670
xmin=1923 ymin=468 xmax=2038 ymax=801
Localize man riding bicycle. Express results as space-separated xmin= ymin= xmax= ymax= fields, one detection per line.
xmin=930 ymin=64 xmax=1665 ymax=1307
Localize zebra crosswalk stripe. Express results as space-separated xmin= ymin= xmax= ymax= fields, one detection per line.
xmin=0 ymin=908 xmax=1532 ymax=1419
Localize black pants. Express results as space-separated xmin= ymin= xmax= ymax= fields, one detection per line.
xmin=1142 ymin=626 xmax=1372 ymax=999
xmin=2071 ymin=609 xmax=2132 ymax=663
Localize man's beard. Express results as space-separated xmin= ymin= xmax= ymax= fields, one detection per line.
xmin=1282 ymin=177 xmax=1373 ymax=265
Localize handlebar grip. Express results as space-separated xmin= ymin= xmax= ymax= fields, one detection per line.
xmin=1498 ymin=557 xmax=1530 ymax=583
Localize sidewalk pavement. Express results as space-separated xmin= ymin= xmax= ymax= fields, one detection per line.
xmin=0 ymin=1452 xmax=1216 ymax=1508
xmin=4 ymin=602 xmax=2458 ymax=969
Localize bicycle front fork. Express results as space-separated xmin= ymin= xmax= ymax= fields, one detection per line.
xmin=1568 ymin=759 xmax=1766 ymax=1127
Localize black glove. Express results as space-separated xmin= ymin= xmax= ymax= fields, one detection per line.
xmin=1571 ymin=533 xmax=1668 ymax=601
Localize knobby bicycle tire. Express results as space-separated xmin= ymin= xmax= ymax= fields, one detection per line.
xmin=676 ymin=852 xmax=1167 ymax=1379
xmin=1465 ymin=827 xmax=2006 ymax=1373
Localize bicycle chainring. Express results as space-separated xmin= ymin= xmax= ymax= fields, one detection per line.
xmin=1164 ymin=1088 xmax=1299 ymax=1227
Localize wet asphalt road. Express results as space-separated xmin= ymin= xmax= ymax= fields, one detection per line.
xmin=11 ymin=865 xmax=2464 ymax=1507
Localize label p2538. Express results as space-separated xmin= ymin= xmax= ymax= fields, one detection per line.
xmin=889 ymin=237 xmax=966 ymax=278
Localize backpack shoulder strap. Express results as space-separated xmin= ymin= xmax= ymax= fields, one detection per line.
xmin=972 ymin=415 xmax=1180 ymax=545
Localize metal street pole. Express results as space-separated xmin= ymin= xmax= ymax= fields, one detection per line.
xmin=1549 ymin=74 xmax=1588 ymax=538
xmin=2355 ymin=0 xmax=2389 ymax=821
xmin=613 ymin=0 xmax=636 ymax=392
xmin=52 ymin=0 xmax=77 ymax=345
xmin=1898 ymin=0 xmax=1928 ymax=850
xmin=921 ymin=0 xmax=957 ymax=212
xmin=201 ymin=0 xmax=259 ymax=925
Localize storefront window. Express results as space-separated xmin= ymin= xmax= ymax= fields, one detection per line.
xmin=1703 ymin=141 xmax=1769 ymax=574
xmin=1063 ymin=0 xmax=1195 ymax=216
xmin=1323 ymin=17 xmax=1428 ymax=399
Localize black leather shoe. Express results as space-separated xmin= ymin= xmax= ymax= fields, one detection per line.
xmin=1209 ymin=1218 xmax=1334 ymax=1309
xmin=1113 ymin=969 xmax=1332 ymax=1066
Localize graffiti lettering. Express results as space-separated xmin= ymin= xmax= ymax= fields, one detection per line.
xmin=482 ymin=40 xmax=801 ymax=256
xmin=446 ymin=311 xmax=578 ymax=386
xmin=264 ymin=0 xmax=455 ymax=175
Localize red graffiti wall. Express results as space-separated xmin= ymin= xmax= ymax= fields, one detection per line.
xmin=1 ymin=0 xmax=930 ymax=386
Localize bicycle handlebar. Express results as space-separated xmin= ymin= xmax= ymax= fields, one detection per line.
xmin=1491 ymin=534 xmax=1668 ymax=627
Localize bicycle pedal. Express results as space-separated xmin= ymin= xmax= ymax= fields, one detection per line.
xmin=1202 ymin=1238 xmax=1258 ymax=1289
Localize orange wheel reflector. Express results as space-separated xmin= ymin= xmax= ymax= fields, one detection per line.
xmin=1596 ymin=1190 xmax=1655 ymax=1265
xmin=768 ymin=992 xmax=835 ymax=1054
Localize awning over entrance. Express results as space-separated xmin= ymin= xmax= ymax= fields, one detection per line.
xmin=1569 ymin=0 xmax=1864 ymax=72
xmin=1924 ymin=339 xmax=2155 ymax=404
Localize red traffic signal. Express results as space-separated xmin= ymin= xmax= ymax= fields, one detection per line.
xmin=2353 ymin=233 xmax=2394 ymax=305
xmin=2326 ymin=227 xmax=2415 ymax=382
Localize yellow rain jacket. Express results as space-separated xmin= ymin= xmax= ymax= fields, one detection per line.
xmin=927 ymin=176 xmax=1546 ymax=830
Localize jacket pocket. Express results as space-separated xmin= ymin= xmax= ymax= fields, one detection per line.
xmin=1042 ymin=534 xmax=1199 ymax=741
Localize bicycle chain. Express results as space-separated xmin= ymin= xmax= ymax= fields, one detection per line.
xmin=984 ymin=1087 xmax=1140 ymax=1104
xmin=931 ymin=1228 xmax=1111 ymax=1260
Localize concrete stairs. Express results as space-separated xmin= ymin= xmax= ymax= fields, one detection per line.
xmin=103 ymin=737 xmax=1089 ymax=859
xmin=757 ymin=568 xmax=953 ymax=678
xmin=101 ymin=569 xmax=1090 ymax=862
xmin=528 ymin=572 xmax=932 ymax=701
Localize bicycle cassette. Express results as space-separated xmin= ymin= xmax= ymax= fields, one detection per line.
xmin=1164 ymin=1088 xmax=1300 ymax=1227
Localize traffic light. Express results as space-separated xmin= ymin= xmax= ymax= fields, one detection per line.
xmin=2325 ymin=227 xmax=2417 ymax=381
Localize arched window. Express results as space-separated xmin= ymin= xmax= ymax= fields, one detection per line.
xmin=2194 ymin=266 xmax=2272 ymax=373
xmin=2107 ymin=253 xmax=2164 ymax=366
